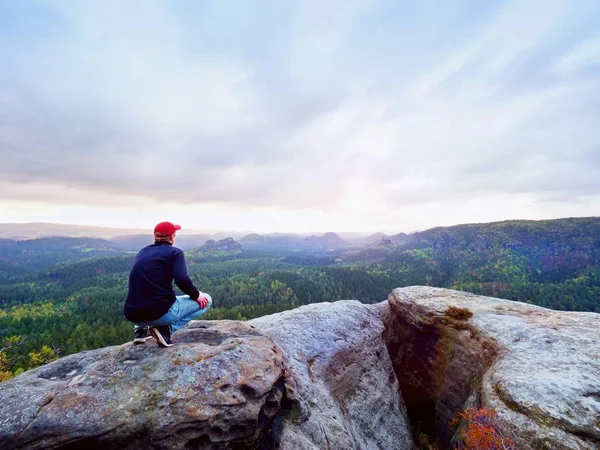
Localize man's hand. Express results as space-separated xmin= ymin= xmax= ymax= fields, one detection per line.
xmin=197 ymin=293 xmax=210 ymax=309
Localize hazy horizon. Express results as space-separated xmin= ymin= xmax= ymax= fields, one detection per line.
xmin=1 ymin=1 xmax=599 ymax=232
xmin=0 ymin=219 xmax=402 ymax=237
xmin=1 ymin=216 xmax=597 ymax=241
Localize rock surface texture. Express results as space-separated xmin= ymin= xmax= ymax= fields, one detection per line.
xmin=2 ymin=287 xmax=598 ymax=449
xmin=0 ymin=321 xmax=286 ymax=449
xmin=383 ymin=286 xmax=600 ymax=450
xmin=250 ymin=301 xmax=413 ymax=450
xmin=0 ymin=302 xmax=413 ymax=449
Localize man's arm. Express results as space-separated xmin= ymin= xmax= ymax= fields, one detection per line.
xmin=172 ymin=249 xmax=200 ymax=300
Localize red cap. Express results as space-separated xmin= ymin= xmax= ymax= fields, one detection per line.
xmin=153 ymin=221 xmax=181 ymax=236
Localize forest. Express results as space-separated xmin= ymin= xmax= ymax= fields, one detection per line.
xmin=0 ymin=217 xmax=599 ymax=380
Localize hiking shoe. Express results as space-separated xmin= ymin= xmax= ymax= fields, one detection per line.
xmin=149 ymin=326 xmax=173 ymax=348
xmin=133 ymin=327 xmax=153 ymax=344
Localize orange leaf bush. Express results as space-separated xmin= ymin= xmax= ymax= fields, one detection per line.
xmin=455 ymin=407 xmax=514 ymax=449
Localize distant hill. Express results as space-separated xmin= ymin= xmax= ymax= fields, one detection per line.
xmin=200 ymin=237 xmax=242 ymax=252
xmin=346 ymin=232 xmax=390 ymax=247
xmin=390 ymin=232 xmax=410 ymax=245
xmin=339 ymin=217 xmax=600 ymax=265
xmin=195 ymin=238 xmax=244 ymax=258
xmin=341 ymin=235 xmax=397 ymax=262
xmin=240 ymin=232 xmax=350 ymax=252
xmin=404 ymin=217 xmax=600 ymax=255
xmin=0 ymin=223 xmax=148 ymax=239
xmin=239 ymin=233 xmax=306 ymax=252
xmin=111 ymin=234 xmax=212 ymax=251
xmin=0 ymin=222 xmax=243 ymax=241
xmin=0 ymin=236 xmax=127 ymax=270
xmin=304 ymin=232 xmax=349 ymax=250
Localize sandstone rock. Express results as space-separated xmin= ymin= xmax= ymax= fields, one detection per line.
xmin=6 ymin=286 xmax=592 ymax=450
xmin=250 ymin=300 xmax=413 ymax=450
xmin=383 ymin=286 xmax=600 ymax=450
xmin=0 ymin=321 xmax=286 ymax=449
xmin=0 ymin=302 xmax=414 ymax=450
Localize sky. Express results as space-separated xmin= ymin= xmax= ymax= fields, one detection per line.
xmin=1 ymin=0 xmax=599 ymax=234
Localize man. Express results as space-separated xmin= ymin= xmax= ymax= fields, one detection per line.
xmin=124 ymin=221 xmax=212 ymax=347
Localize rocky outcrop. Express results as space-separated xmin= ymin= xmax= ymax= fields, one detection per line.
xmin=2 ymin=287 xmax=598 ymax=449
xmin=199 ymin=238 xmax=242 ymax=254
xmin=383 ymin=286 xmax=600 ymax=449
xmin=250 ymin=301 xmax=412 ymax=449
xmin=0 ymin=321 xmax=286 ymax=449
xmin=0 ymin=302 xmax=413 ymax=449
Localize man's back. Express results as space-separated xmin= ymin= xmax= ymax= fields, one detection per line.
xmin=124 ymin=241 xmax=198 ymax=322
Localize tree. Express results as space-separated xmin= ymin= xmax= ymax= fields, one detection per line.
xmin=0 ymin=335 xmax=26 ymax=381
xmin=28 ymin=345 xmax=57 ymax=367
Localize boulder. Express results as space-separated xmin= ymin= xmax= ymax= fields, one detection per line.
xmin=0 ymin=321 xmax=286 ymax=449
xmin=250 ymin=301 xmax=413 ymax=450
xmin=383 ymin=286 xmax=600 ymax=449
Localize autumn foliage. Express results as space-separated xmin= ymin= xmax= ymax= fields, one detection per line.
xmin=454 ymin=407 xmax=514 ymax=449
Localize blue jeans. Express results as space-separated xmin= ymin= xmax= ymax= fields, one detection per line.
xmin=133 ymin=294 xmax=212 ymax=333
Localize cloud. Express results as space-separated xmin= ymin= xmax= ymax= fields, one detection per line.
xmin=0 ymin=0 xmax=599 ymax=226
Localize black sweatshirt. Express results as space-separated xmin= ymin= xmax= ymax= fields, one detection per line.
xmin=124 ymin=241 xmax=200 ymax=322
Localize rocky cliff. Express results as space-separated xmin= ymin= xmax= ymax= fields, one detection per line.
xmin=383 ymin=287 xmax=600 ymax=449
xmin=199 ymin=238 xmax=243 ymax=254
xmin=0 ymin=287 xmax=598 ymax=449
